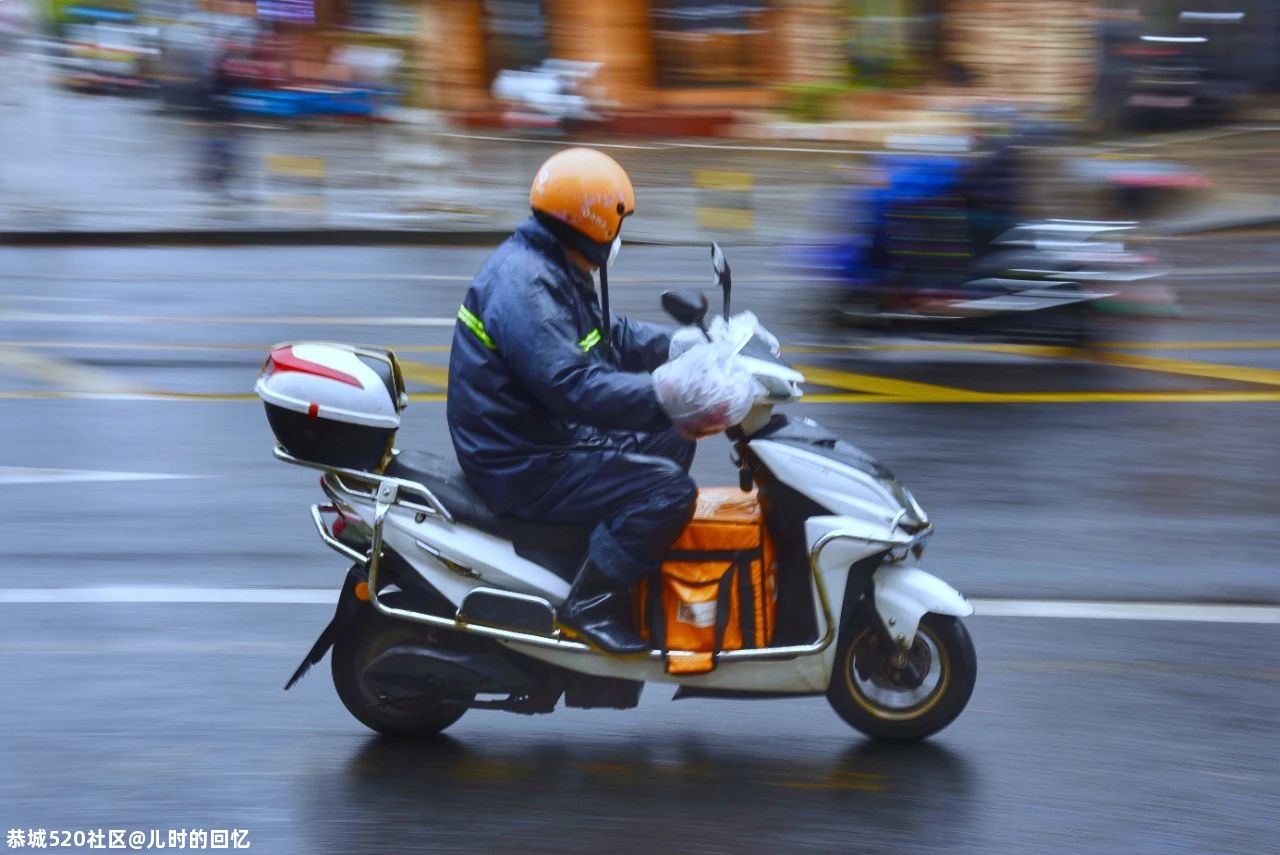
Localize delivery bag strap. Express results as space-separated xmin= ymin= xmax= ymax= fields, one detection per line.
xmin=663 ymin=547 xmax=761 ymax=658
xmin=735 ymin=551 xmax=758 ymax=647
xmin=711 ymin=563 xmax=737 ymax=658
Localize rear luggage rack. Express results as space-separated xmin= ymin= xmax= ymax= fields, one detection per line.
xmin=274 ymin=445 xmax=453 ymax=523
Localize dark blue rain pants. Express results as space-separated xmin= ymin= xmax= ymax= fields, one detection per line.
xmin=509 ymin=428 xmax=697 ymax=587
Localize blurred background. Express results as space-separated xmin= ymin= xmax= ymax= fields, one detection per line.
xmin=1 ymin=0 xmax=1278 ymax=235
xmin=2 ymin=1 xmax=1280 ymax=854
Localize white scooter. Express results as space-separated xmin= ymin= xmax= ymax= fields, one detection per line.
xmin=256 ymin=245 xmax=977 ymax=743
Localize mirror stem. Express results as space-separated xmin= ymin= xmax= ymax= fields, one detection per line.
xmin=712 ymin=242 xmax=732 ymax=318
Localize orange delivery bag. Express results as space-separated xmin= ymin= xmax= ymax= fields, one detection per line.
xmin=637 ymin=488 xmax=778 ymax=674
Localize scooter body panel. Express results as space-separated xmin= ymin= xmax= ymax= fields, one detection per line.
xmin=377 ymin=508 xmax=573 ymax=605
xmin=495 ymin=639 xmax=834 ymax=693
xmin=751 ymin=439 xmax=910 ymax=534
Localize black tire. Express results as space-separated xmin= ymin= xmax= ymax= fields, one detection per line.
xmin=827 ymin=612 xmax=977 ymax=743
xmin=330 ymin=601 xmax=472 ymax=738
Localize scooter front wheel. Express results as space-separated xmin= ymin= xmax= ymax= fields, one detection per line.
xmin=331 ymin=601 xmax=471 ymax=738
xmin=826 ymin=612 xmax=976 ymax=742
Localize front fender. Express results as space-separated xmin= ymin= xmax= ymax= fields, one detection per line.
xmin=873 ymin=564 xmax=973 ymax=648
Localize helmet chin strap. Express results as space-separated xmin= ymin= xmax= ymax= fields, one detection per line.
xmin=598 ymin=265 xmax=612 ymax=355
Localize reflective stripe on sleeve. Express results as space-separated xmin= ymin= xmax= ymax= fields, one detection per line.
xmin=579 ymin=328 xmax=602 ymax=353
xmin=457 ymin=305 xmax=497 ymax=351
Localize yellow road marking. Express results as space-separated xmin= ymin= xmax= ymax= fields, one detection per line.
xmin=794 ymin=364 xmax=987 ymax=401
xmin=692 ymin=169 xmax=754 ymax=191
xmin=1084 ymin=350 xmax=1280 ymax=388
xmin=696 ymin=207 xmax=754 ymax=230
xmin=398 ymin=360 xmax=449 ymax=389
xmin=1096 ymin=340 xmax=1280 ymax=351
xmin=805 ymin=390 xmax=1280 ymax=404
xmin=0 ymin=389 xmax=1276 ymax=404
xmin=776 ymin=770 xmax=887 ymax=793
xmin=783 ymin=343 xmax=1082 ymax=356
xmin=793 ymin=343 xmax=1280 ymax=391
xmin=788 ymin=341 xmax=1280 ymax=355
xmin=263 ymin=154 xmax=325 ymax=179
xmin=6 ymin=341 xmax=1280 ymax=404
xmin=0 ymin=346 xmax=148 ymax=395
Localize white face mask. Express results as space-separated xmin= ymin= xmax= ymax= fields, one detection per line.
xmin=607 ymin=236 xmax=621 ymax=268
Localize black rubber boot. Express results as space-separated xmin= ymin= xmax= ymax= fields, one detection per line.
xmin=557 ymin=560 xmax=649 ymax=655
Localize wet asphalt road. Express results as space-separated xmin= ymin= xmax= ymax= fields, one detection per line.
xmin=1 ymin=243 xmax=1279 ymax=853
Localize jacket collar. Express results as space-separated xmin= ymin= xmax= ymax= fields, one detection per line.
xmin=515 ymin=216 xmax=595 ymax=294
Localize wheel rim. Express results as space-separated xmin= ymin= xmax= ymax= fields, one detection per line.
xmin=353 ymin=624 xmax=455 ymax=721
xmin=844 ymin=621 xmax=951 ymax=722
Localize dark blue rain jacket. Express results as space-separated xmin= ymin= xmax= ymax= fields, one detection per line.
xmin=447 ymin=216 xmax=673 ymax=514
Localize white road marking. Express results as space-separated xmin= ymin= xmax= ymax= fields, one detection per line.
xmin=1 ymin=312 xmax=457 ymax=327
xmin=1102 ymin=124 xmax=1280 ymax=151
xmin=971 ymin=599 xmax=1280 ymax=624
xmin=0 ymin=273 xmax=473 ymax=281
xmin=0 ymin=467 xmax=209 ymax=485
xmin=0 ymin=587 xmax=334 ymax=604
xmin=0 ymin=588 xmax=1276 ymax=623
xmin=0 ymin=295 xmax=104 ymax=302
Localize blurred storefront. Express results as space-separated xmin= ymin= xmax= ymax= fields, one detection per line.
xmin=417 ymin=0 xmax=1107 ymax=119
xmin=944 ymin=1 xmax=1098 ymax=110
xmin=420 ymin=0 xmax=845 ymax=113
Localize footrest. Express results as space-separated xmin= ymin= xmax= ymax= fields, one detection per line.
xmin=458 ymin=588 xmax=556 ymax=636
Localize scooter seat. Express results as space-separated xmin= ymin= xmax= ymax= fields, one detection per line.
xmin=385 ymin=449 xmax=591 ymax=554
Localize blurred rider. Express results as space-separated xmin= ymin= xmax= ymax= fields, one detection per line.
xmin=448 ymin=148 xmax=732 ymax=654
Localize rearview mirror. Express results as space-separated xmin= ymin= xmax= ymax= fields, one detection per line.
xmin=661 ymin=290 xmax=709 ymax=329
xmin=711 ymin=242 xmax=731 ymax=317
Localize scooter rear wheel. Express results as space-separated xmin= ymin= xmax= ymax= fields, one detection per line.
xmin=331 ymin=601 xmax=471 ymax=738
xmin=826 ymin=612 xmax=976 ymax=743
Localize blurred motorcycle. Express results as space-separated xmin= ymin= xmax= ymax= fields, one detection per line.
xmin=809 ymin=220 xmax=1166 ymax=346
xmin=256 ymin=245 xmax=977 ymax=744
xmin=794 ymin=152 xmax=1168 ymax=345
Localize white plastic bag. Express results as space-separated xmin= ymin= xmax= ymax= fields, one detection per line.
xmin=709 ymin=310 xmax=781 ymax=357
xmin=668 ymin=311 xmax=780 ymax=361
xmin=667 ymin=325 xmax=706 ymax=361
xmin=652 ymin=341 xmax=755 ymax=438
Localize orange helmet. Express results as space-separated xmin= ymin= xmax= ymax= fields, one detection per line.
xmin=530 ymin=147 xmax=635 ymax=266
